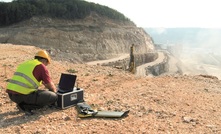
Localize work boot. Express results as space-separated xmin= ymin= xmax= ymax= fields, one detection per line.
xmin=16 ymin=103 xmax=26 ymax=111
xmin=17 ymin=103 xmax=34 ymax=116
xmin=48 ymin=102 xmax=57 ymax=109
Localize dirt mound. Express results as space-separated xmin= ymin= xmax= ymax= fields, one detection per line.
xmin=0 ymin=44 xmax=221 ymax=133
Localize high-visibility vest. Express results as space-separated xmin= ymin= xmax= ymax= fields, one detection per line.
xmin=7 ymin=59 xmax=42 ymax=94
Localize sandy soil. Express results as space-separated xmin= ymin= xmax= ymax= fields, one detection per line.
xmin=0 ymin=44 xmax=221 ymax=134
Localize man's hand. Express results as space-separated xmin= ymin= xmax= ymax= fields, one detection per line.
xmin=44 ymin=82 xmax=57 ymax=92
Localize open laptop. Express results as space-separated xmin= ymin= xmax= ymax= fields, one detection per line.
xmin=57 ymin=73 xmax=77 ymax=93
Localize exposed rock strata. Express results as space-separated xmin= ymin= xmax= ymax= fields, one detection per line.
xmin=0 ymin=15 xmax=155 ymax=63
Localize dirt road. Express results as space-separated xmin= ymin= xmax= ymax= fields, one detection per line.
xmin=86 ymin=54 xmax=129 ymax=65
xmin=136 ymin=51 xmax=165 ymax=77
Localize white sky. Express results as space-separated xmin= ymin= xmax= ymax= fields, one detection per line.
xmin=1 ymin=0 xmax=221 ymax=28
xmin=85 ymin=0 xmax=221 ymax=28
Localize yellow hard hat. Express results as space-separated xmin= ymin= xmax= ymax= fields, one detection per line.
xmin=35 ymin=50 xmax=51 ymax=64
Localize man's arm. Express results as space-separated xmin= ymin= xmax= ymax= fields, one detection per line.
xmin=43 ymin=81 xmax=57 ymax=93
xmin=33 ymin=64 xmax=57 ymax=92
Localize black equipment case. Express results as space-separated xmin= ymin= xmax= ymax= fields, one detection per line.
xmin=57 ymin=88 xmax=84 ymax=109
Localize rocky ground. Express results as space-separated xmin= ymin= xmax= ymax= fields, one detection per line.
xmin=0 ymin=44 xmax=221 ymax=134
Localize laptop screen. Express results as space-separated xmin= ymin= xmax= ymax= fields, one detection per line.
xmin=58 ymin=73 xmax=77 ymax=92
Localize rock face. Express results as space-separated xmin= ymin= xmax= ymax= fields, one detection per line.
xmin=0 ymin=14 xmax=155 ymax=63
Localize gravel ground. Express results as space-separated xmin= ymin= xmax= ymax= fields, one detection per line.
xmin=0 ymin=44 xmax=221 ymax=134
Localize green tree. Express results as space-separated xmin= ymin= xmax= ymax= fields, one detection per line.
xmin=0 ymin=0 xmax=130 ymax=26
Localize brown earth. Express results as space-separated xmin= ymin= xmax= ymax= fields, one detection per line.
xmin=0 ymin=44 xmax=221 ymax=134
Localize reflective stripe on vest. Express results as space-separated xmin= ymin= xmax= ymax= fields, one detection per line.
xmin=9 ymin=72 xmax=38 ymax=89
xmin=7 ymin=59 xmax=42 ymax=94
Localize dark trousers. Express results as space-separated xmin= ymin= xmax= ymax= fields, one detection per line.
xmin=8 ymin=90 xmax=58 ymax=110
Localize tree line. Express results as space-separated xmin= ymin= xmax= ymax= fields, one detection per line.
xmin=0 ymin=0 xmax=129 ymax=26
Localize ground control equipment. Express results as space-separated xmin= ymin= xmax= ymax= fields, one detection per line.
xmin=57 ymin=87 xmax=84 ymax=109
xmin=56 ymin=73 xmax=129 ymax=118
xmin=76 ymin=102 xmax=129 ymax=118
xmin=56 ymin=73 xmax=84 ymax=109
